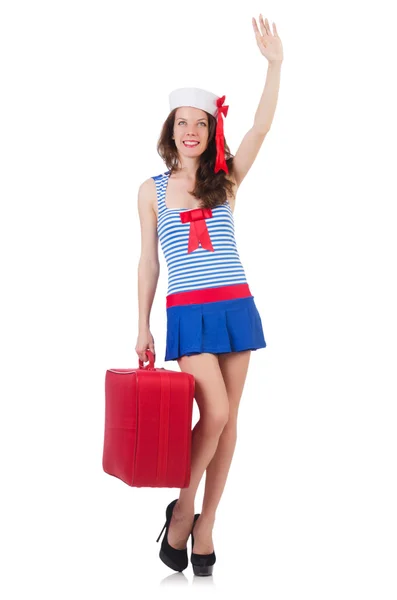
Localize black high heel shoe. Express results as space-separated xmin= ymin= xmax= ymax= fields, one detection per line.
xmin=190 ymin=513 xmax=216 ymax=577
xmin=156 ymin=499 xmax=189 ymax=572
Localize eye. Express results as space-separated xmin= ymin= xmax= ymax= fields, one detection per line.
xmin=177 ymin=121 xmax=207 ymax=126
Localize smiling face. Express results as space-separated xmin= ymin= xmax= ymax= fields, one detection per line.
xmin=173 ymin=106 xmax=209 ymax=159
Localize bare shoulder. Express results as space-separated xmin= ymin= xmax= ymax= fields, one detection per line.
xmin=138 ymin=176 xmax=156 ymax=198
xmin=137 ymin=177 xmax=158 ymax=218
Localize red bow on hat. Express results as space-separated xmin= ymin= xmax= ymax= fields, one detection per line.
xmin=215 ymin=95 xmax=229 ymax=174
xmin=180 ymin=208 xmax=214 ymax=253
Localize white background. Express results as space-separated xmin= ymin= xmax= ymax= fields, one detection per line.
xmin=1 ymin=0 xmax=396 ymax=598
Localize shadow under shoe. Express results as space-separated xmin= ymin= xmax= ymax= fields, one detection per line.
xmin=156 ymin=499 xmax=189 ymax=572
xmin=190 ymin=513 xmax=217 ymax=577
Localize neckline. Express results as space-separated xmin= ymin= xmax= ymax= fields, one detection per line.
xmin=163 ymin=170 xmax=200 ymax=211
xmin=163 ymin=170 xmax=230 ymax=212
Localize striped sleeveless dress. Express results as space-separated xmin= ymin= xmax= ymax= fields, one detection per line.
xmin=153 ymin=170 xmax=266 ymax=361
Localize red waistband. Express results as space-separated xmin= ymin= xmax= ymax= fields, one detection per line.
xmin=166 ymin=283 xmax=253 ymax=308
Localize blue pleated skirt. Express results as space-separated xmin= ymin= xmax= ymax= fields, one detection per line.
xmin=164 ymin=295 xmax=266 ymax=362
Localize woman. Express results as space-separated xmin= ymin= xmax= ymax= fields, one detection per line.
xmin=136 ymin=15 xmax=283 ymax=576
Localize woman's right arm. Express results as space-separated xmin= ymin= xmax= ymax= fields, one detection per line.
xmin=135 ymin=178 xmax=160 ymax=362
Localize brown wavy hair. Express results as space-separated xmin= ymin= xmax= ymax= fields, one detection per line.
xmin=156 ymin=108 xmax=236 ymax=210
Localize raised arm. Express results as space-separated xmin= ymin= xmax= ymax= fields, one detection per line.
xmin=232 ymin=15 xmax=283 ymax=189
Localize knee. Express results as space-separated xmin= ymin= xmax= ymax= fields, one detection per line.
xmin=223 ymin=416 xmax=238 ymax=437
xmin=200 ymin=408 xmax=229 ymax=436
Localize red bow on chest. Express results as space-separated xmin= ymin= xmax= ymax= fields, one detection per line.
xmin=180 ymin=207 xmax=214 ymax=253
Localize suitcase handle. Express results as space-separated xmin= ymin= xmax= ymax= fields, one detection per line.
xmin=138 ymin=349 xmax=155 ymax=370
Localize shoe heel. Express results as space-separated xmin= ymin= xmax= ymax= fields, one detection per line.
xmin=156 ymin=520 xmax=167 ymax=543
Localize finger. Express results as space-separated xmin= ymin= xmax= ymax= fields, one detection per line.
xmin=252 ymin=17 xmax=264 ymax=46
xmin=259 ymin=14 xmax=268 ymax=37
xmin=273 ymin=22 xmax=279 ymax=38
xmin=252 ymin=16 xmax=260 ymax=34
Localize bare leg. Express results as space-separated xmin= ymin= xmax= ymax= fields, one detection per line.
xmin=166 ymin=352 xmax=229 ymax=550
xmin=191 ymin=351 xmax=251 ymax=553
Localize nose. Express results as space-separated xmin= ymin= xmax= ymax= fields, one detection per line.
xmin=187 ymin=125 xmax=201 ymax=136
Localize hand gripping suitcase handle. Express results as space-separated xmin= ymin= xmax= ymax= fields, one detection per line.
xmin=139 ymin=349 xmax=155 ymax=370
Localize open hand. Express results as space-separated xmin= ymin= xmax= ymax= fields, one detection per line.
xmin=252 ymin=14 xmax=283 ymax=64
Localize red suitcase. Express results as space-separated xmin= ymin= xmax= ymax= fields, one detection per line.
xmin=103 ymin=350 xmax=195 ymax=488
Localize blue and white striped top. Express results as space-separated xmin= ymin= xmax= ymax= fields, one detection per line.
xmin=153 ymin=170 xmax=248 ymax=296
